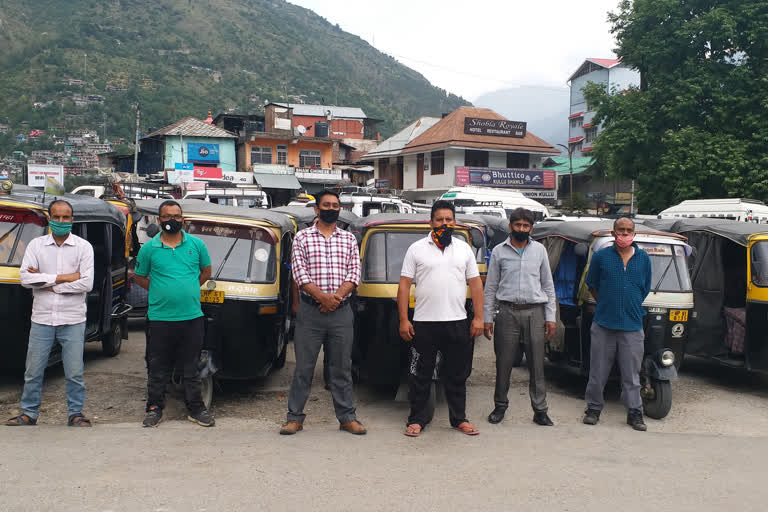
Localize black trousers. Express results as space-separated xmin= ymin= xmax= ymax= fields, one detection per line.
xmin=146 ymin=317 xmax=205 ymax=414
xmin=408 ymin=319 xmax=474 ymax=428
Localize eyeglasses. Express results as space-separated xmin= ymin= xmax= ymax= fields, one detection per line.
xmin=159 ymin=215 xmax=183 ymax=221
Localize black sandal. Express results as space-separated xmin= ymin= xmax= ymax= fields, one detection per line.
xmin=68 ymin=413 xmax=92 ymax=427
xmin=6 ymin=414 xmax=37 ymax=426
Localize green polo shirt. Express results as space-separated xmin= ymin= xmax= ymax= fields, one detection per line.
xmin=135 ymin=231 xmax=211 ymax=321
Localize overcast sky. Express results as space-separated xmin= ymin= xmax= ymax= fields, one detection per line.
xmin=290 ymin=0 xmax=621 ymax=101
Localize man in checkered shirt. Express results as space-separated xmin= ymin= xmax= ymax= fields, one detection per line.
xmin=280 ymin=190 xmax=366 ymax=436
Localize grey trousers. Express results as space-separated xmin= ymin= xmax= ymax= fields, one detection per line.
xmin=493 ymin=304 xmax=548 ymax=413
xmin=287 ymin=301 xmax=357 ymax=424
xmin=585 ymin=323 xmax=644 ymax=412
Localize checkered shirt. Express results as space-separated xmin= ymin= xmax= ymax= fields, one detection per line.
xmin=291 ymin=225 xmax=360 ymax=297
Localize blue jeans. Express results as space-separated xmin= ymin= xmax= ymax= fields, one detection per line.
xmin=21 ymin=321 xmax=87 ymax=419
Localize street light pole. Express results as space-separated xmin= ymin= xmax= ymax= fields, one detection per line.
xmin=556 ymin=143 xmax=574 ymax=212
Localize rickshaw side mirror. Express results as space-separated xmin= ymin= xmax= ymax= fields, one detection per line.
xmin=146 ymin=223 xmax=161 ymax=238
xmin=470 ymin=228 xmax=484 ymax=249
xmin=574 ymin=243 xmax=588 ymax=258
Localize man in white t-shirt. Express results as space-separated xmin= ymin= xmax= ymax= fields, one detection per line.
xmin=397 ymin=200 xmax=484 ymax=437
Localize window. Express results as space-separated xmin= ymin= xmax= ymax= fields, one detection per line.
xmin=276 ymin=145 xmax=287 ymax=165
xmin=506 ymin=153 xmax=529 ymax=169
xmin=465 ymin=150 xmax=489 ymax=167
xmin=363 ymin=231 xmax=469 ymax=282
xmin=74 ymin=189 xmax=95 ymax=197
xmin=585 ymin=127 xmax=598 ymax=143
xmin=250 ymin=146 xmax=272 ymax=165
xmin=430 ymin=150 xmax=444 ymax=175
xmin=0 ymin=210 xmax=46 ymax=265
xmin=299 ymin=150 xmax=322 ymax=168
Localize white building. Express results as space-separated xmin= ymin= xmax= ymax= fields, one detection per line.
xmin=567 ymin=58 xmax=640 ymax=157
xmin=364 ymin=107 xmax=559 ymax=202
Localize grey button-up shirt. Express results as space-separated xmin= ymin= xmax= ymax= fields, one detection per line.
xmin=483 ymin=238 xmax=556 ymax=323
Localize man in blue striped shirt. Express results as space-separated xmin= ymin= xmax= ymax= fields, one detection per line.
xmin=583 ymin=217 xmax=652 ymax=431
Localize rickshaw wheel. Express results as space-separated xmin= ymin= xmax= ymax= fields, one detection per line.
xmin=201 ymin=375 xmax=214 ymax=410
xmin=101 ymin=321 xmax=122 ymax=357
xmin=642 ymin=379 xmax=672 ymax=419
xmin=272 ymin=318 xmax=289 ymax=370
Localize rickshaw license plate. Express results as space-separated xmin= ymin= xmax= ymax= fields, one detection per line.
xmin=200 ymin=290 xmax=225 ymax=303
xmin=669 ymin=310 xmax=688 ymax=322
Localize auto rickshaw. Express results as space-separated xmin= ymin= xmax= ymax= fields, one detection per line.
xmin=644 ymin=217 xmax=768 ymax=373
xmin=0 ymin=182 xmax=131 ymax=370
xmin=532 ymin=220 xmax=694 ymax=419
xmin=134 ymin=199 xmax=295 ymax=405
xmin=349 ymin=213 xmax=485 ymax=395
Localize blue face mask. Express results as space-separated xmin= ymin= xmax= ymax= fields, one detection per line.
xmin=49 ymin=220 xmax=72 ymax=237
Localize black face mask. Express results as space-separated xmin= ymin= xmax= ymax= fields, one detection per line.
xmin=511 ymin=230 xmax=530 ymax=242
xmin=317 ymin=208 xmax=340 ymax=224
xmin=432 ymin=225 xmax=454 ymax=248
xmin=162 ymin=218 xmax=183 ymax=234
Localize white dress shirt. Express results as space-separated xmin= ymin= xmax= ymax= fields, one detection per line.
xmin=401 ymin=235 xmax=479 ymax=322
xmin=19 ymin=233 xmax=94 ymax=326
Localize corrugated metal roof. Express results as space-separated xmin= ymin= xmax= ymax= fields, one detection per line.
xmin=142 ymin=117 xmax=237 ymax=139
xmin=272 ymin=103 xmax=367 ymax=119
xmin=363 ymin=117 xmax=441 ymax=159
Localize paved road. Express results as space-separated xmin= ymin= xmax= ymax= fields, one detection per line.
xmin=1 ymin=324 xmax=768 ymax=511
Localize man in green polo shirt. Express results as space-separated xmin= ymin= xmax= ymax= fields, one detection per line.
xmin=134 ymin=200 xmax=213 ymax=428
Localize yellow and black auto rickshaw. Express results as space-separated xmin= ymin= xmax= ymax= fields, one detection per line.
xmin=134 ymin=199 xmax=295 ymax=405
xmin=0 ymin=182 xmax=131 ymax=370
xmin=644 ymin=217 xmax=768 ymax=374
xmin=349 ymin=213 xmax=485 ymax=395
xmin=532 ymin=220 xmax=694 ymax=419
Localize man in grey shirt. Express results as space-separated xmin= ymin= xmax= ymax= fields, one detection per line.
xmin=483 ymin=208 xmax=556 ymax=426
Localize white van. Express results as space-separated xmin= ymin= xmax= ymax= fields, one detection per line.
xmin=182 ymin=186 xmax=271 ymax=209
xmin=441 ymin=186 xmax=550 ymax=221
xmin=71 ymin=184 xmax=175 ymax=200
xmin=659 ymin=198 xmax=768 ymax=223
xmin=338 ymin=193 xmax=414 ymax=217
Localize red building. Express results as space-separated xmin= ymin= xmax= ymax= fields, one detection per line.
xmin=269 ymin=103 xmax=380 ymax=141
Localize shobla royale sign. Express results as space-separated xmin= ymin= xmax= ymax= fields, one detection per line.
xmin=464 ymin=117 xmax=527 ymax=138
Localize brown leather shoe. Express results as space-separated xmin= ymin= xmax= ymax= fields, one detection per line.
xmin=279 ymin=420 xmax=303 ymax=435
xmin=339 ymin=420 xmax=367 ymax=435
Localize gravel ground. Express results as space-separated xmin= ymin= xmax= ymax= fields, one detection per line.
xmin=2 ymin=318 xmax=768 ymax=436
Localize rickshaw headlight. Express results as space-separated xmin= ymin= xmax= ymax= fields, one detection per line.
xmin=206 ymin=280 xmax=217 ymax=290
xmin=660 ymin=350 xmax=675 ymax=367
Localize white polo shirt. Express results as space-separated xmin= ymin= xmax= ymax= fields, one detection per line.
xmin=401 ymin=234 xmax=480 ymax=322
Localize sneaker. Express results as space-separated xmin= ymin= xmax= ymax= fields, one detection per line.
xmin=142 ymin=406 xmax=163 ymax=428
xmin=583 ymin=408 xmax=601 ymax=425
xmin=627 ymin=409 xmax=647 ymax=431
xmin=188 ymin=408 xmax=215 ymax=427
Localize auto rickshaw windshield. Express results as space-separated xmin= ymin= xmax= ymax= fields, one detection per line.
xmin=637 ymin=242 xmax=693 ymax=292
xmin=0 ymin=209 xmax=46 ymax=265
xmin=751 ymin=241 xmax=768 ymax=286
xmin=363 ymin=230 xmax=470 ymax=283
xmin=186 ymin=222 xmax=277 ymax=283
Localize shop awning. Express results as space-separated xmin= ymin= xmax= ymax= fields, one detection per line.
xmin=253 ymin=172 xmax=302 ymax=190
xmin=568 ymin=111 xmax=584 ymax=119
xmin=568 ymin=136 xmax=584 ymax=143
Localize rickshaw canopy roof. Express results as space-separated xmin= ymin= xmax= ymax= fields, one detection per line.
xmin=532 ymin=219 xmax=686 ymax=244
xmin=134 ymin=199 xmax=294 ymax=233
xmin=2 ymin=184 xmax=125 ymax=227
xmin=642 ymin=217 xmax=768 ymax=247
xmin=349 ymin=213 xmax=479 ymax=236
xmin=271 ymin=205 xmax=359 ymax=229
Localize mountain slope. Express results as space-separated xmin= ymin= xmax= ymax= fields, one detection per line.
xmin=0 ymin=0 xmax=468 ymax=146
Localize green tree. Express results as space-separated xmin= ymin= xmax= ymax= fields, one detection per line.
xmin=585 ymin=0 xmax=768 ymax=213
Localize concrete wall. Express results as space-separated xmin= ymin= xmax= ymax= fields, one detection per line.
xmin=403 ymin=154 xmax=418 ymax=189
xmin=163 ymin=136 xmax=237 ymax=172
xmin=245 ymin=138 xmax=333 ymax=169
xmin=608 ymin=65 xmax=641 ymax=95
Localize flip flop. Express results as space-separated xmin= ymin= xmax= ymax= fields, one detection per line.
xmin=404 ymin=424 xmax=422 ymax=437
xmin=454 ymin=422 xmax=479 ymax=436
xmin=6 ymin=414 xmax=36 ymax=426
xmin=67 ymin=413 xmax=92 ymax=427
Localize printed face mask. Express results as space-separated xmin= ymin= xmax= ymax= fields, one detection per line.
xmin=49 ymin=220 xmax=72 ymax=237
xmin=614 ymin=233 xmax=634 ymax=249
xmin=162 ymin=218 xmax=183 ymax=234
xmin=432 ymin=225 xmax=454 ymax=248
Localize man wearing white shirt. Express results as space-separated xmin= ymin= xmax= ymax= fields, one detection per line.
xmin=6 ymin=200 xmax=94 ymax=427
xmin=397 ymin=200 xmax=484 ymax=437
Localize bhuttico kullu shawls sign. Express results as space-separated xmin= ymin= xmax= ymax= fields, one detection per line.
xmin=463 ymin=117 xmax=527 ymax=138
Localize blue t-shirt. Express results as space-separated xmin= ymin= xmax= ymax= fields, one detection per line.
xmin=585 ymin=244 xmax=652 ymax=331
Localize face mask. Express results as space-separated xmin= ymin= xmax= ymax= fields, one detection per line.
xmin=317 ymin=208 xmax=340 ymax=224
xmin=49 ymin=220 xmax=72 ymax=237
xmin=510 ymin=230 xmax=529 ymax=242
xmin=162 ymin=218 xmax=183 ymax=234
xmin=432 ymin=225 xmax=454 ymax=248
xmin=614 ymin=233 xmax=634 ymax=249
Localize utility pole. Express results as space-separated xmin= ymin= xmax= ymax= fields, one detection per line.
xmin=133 ymin=104 xmax=140 ymax=176
xmin=630 ymin=179 xmax=635 ymax=215
xmin=556 ymin=143 xmax=574 ymax=212
xmin=179 ymin=129 xmax=185 ymax=163
xmin=83 ymin=53 xmax=87 ymax=94
xmin=102 ymin=112 xmax=107 ymax=142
